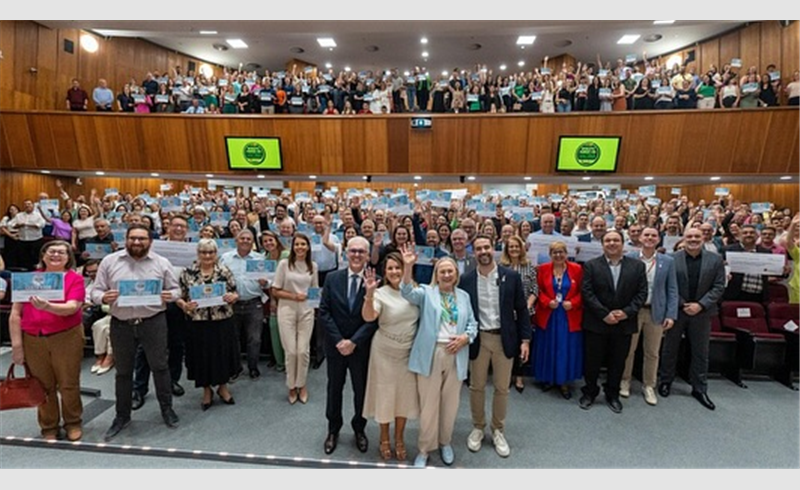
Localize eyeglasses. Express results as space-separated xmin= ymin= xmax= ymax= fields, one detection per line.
xmin=199 ymin=250 xmax=216 ymax=255
xmin=348 ymin=249 xmax=368 ymax=255
xmin=45 ymin=249 xmax=69 ymax=256
xmin=128 ymin=236 xmax=150 ymax=242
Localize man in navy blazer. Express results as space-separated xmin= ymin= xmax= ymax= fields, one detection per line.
xmin=319 ymin=236 xmax=377 ymax=455
xmin=620 ymin=227 xmax=679 ymax=406
xmin=580 ymin=230 xmax=648 ymax=414
xmin=460 ymin=235 xmax=531 ymax=458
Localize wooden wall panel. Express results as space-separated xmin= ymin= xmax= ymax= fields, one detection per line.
xmin=2 ymin=110 xmax=798 ymax=178
xmin=760 ymin=21 xmax=783 ymax=73
xmin=739 ymin=23 xmax=761 ymax=74
xmin=700 ymin=38 xmax=719 ymax=72
xmin=719 ymin=31 xmax=740 ymax=69
xmin=782 ymin=21 xmax=800 ymax=83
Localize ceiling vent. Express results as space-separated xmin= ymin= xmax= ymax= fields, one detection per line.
xmin=212 ymin=43 xmax=228 ymax=51
xmin=554 ymin=39 xmax=573 ymax=48
xmin=643 ymin=34 xmax=663 ymax=43
xmin=467 ymin=43 xmax=482 ymax=51
xmin=289 ymin=46 xmax=305 ymax=54
xmin=365 ymin=45 xmax=380 ymax=52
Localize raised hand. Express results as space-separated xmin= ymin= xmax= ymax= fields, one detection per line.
xmin=363 ymin=267 xmax=378 ymax=294
xmin=401 ymin=242 xmax=417 ymax=266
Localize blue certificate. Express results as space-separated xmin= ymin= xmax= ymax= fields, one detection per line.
xmin=751 ymin=202 xmax=771 ymax=214
xmin=306 ymin=287 xmax=321 ymax=309
xmin=11 ymin=272 xmax=65 ymax=303
xmin=209 ymin=212 xmax=230 ymax=226
xmin=638 ymin=185 xmax=656 ymax=197
xmin=415 ymin=246 xmax=435 ymax=266
xmin=215 ymin=239 xmax=237 ymax=254
xmin=118 ymin=279 xmax=163 ymax=307
xmin=85 ymin=243 xmax=113 ymax=259
xmin=190 ymin=282 xmax=227 ymax=308
xmin=245 ymin=259 xmax=276 ymax=281
xmin=155 ymin=95 xmax=170 ymax=104
xmin=671 ymin=188 xmax=682 ymax=196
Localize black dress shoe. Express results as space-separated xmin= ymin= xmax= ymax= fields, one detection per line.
xmin=355 ymin=432 xmax=369 ymax=453
xmin=131 ymin=392 xmax=145 ymax=411
xmin=216 ymin=388 xmax=235 ymax=405
xmin=201 ymin=400 xmax=213 ymax=411
xmin=692 ymin=391 xmax=716 ymax=411
xmin=104 ymin=416 xmax=131 ymax=441
xmin=171 ymin=381 xmax=185 ymax=397
xmin=658 ymin=382 xmax=671 ymax=398
xmin=266 ymin=358 xmax=277 ymax=369
xmin=515 ymin=383 xmax=525 ymax=394
xmin=324 ymin=433 xmax=338 ymax=455
xmin=249 ymin=368 xmax=261 ymax=380
xmin=560 ymin=387 xmax=572 ymax=400
xmin=606 ymin=397 xmax=623 ymax=414
xmin=578 ymin=394 xmax=594 ymax=410
xmin=312 ymin=358 xmax=324 ymax=370
xmin=162 ymin=407 xmax=180 ymax=428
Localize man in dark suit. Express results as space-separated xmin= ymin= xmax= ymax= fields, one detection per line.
xmin=658 ymin=227 xmax=725 ymax=410
xmin=580 ymin=230 xmax=648 ymax=413
xmin=319 ymin=236 xmax=377 ymax=455
xmin=722 ymin=224 xmax=771 ymax=303
xmin=460 ymin=235 xmax=531 ymax=458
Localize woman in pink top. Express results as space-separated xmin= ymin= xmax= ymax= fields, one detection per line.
xmin=9 ymin=240 xmax=86 ymax=441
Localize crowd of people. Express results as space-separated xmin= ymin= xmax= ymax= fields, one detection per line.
xmin=1 ymin=181 xmax=798 ymax=467
xmin=64 ymin=54 xmax=800 ymax=115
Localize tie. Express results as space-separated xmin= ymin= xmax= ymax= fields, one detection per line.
xmin=348 ymin=275 xmax=359 ymax=311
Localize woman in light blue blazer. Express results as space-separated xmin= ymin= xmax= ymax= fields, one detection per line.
xmin=400 ymin=244 xmax=477 ymax=468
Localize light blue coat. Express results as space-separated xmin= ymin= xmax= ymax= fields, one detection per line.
xmin=401 ymin=281 xmax=478 ymax=380
xmin=626 ymin=251 xmax=679 ymax=324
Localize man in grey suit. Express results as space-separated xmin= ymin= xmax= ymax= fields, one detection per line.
xmin=580 ymin=230 xmax=648 ymax=413
xmin=450 ymin=228 xmax=477 ymax=279
xmin=658 ymin=227 xmax=726 ymax=410
xmin=620 ymin=227 xmax=679 ymax=406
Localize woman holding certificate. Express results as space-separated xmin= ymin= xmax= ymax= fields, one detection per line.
xmin=177 ymin=239 xmax=240 ymax=410
xmin=272 ymin=233 xmax=319 ymax=404
xmin=9 ymin=240 xmax=86 ymax=441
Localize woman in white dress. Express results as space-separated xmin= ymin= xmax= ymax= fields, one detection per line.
xmin=361 ymin=252 xmax=420 ymax=461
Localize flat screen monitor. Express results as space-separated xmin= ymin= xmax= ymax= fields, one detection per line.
xmin=225 ymin=137 xmax=283 ymax=171
xmin=555 ymin=136 xmax=620 ymax=173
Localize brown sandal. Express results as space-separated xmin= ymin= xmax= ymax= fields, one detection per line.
xmin=395 ymin=441 xmax=407 ymax=461
xmin=379 ymin=440 xmax=392 ymax=460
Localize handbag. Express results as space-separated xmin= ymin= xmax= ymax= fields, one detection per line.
xmin=0 ymin=363 xmax=47 ymax=411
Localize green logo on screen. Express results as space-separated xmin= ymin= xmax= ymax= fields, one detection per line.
xmin=242 ymin=142 xmax=267 ymax=165
xmin=575 ymin=142 xmax=601 ymax=167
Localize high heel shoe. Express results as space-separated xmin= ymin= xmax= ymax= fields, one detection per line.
xmin=395 ymin=441 xmax=407 ymax=461
xmin=216 ymin=388 xmax=235 ymax=405
xmin=379 ymin=440 xmax=392 ymax=461
xmin=289 ymin=389 xmax=298 ymax=405
xmin=298 ymin=387 xmax=308 ymax=404
xmin=201 ymin=399 xmax=213 ymax=411
xmin=202 ymin=388 xmax=213 ymax=411
xmin=560 ymin=385 xmax=572 ymax=400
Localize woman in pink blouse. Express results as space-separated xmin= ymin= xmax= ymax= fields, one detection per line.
xmin=9 ymin=240 xmax=85 ymax=441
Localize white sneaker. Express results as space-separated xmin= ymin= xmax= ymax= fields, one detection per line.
xmin=492 ymin=429 xmax=510 ymax=458
xmin=619 ymin=380 xmax=630 ymax=398
xmin=467 ymin=428 xmax=483 ymax=452
xmin=643 ymin=386 xmax=658 ymax=406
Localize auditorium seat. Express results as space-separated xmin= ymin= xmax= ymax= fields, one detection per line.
xmin=767 ymin=303 xmax=800 ymax=390
xmin=766 ymin=283 xmax=789 ymax=304
xmin=709 ymin=314 xmax=746 ymax=387
xmin=721 ymin=301 xmax=787 ymax=384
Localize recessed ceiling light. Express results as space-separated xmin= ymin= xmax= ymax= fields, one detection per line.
xmin=780 ymin=176 xmax=792 ymax=180
xmin=441 ymin=70 xmax=448 ymax=76
xmin=414 ymin=176 xmax=422 ymax=180
xmin=420 ymin=37 xmax=428 ymax=44
xmin=362 ymin=176 xmax=368 ymax=180
xmin=414 ymin=183 xmax=419 ymax=187
xmin=150 ymin=173 xmax=159 ymax=177
xmin=582 ymin=176 xmax=592 ymax=181
xmin=710 ymin=176 xmax=721 ymax=181
xmin=617 ymin=35 xmax=641 ymax=45
xmin=309 ymin=175 xmax=317 ymax=179
xmin=257 ymin=175 xmax=265 ymax=179
xmin=41 ymin=170 xmax=51 ymax=174
xmin=516 ymin=36 xmax=536 ymax=45
xmin=317 ymin=38 xmax=337 ymax=48
xmin=226 ymin=39 xmax=248 ymax=49
xmin=80 ymin=34 xmax=99 ymax=53
xmin=500 ymin=64 xmax=507 ymax=71
xmin=644 ymin=176 xmax=654 ymax=181
xmin=523 ymin=176 xmax=532 ymax=181
xmin=95 ymin=171 xmax=105 ymax=176
xmin=404 ymin=71 xmax=410 ymax=77
xmin=199 ymin=30 xmax=218 ymax=35
xmin=517 ymin=61 xmax=525 ymax=67
xmin=344 ymin=66 xmax=351 ymax=72
xmin=205 ymin=174 xmax=214 ymax=178
xmin=422 ymin=51 xmax=429 ymax=58
xmin=653 ymin=20 xmax=675 ymax=25
xmin=325 ymin=62 xmax=332 ymax=69
xmin=467 ymin=176 xmax=476 ymax=181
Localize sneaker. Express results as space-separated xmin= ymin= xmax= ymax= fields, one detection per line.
xmin=439 ymin=445 xmax=455 ymax=466
xmin=492 ymin=430 xmax=510 ymax=458
xmin=619 ymin=380 xmax=630 ymax=398
xmin=467 ymin=428 xmax=484 ymax=452
xmin=413 ymin=452 xmax=428 ymax=468
xmin=643 ymin=386 xmax=658 ymax=406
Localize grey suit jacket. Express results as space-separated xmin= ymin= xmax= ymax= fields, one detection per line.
xmin=626 ymin=251 xmax=679 ymax=324
xmin=672 ymin=249 xmax=726 ymax=316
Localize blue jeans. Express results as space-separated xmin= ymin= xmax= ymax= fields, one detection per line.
xmin=406 ymin=86 xmax=416 ymax=111
xmin=557 ymin=102 xmax=572 ymax=113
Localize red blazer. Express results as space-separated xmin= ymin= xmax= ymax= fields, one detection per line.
xmin=535 ymin=261 xmax=583 ymax=332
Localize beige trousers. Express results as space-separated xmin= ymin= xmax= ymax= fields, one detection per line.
xmin=622 ymin=307 xmax=664 ymax=389
xmin=417 ymin=344 xmax=462 ymax=454
xmin=278 ymin=301 xmax=314 ymax=389
xmin=469 ymin=331 xmax=514 ymax=432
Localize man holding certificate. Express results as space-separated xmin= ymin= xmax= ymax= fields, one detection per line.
xmin=91 ymin=224 xmax=181 ymax=440
xmin=723 ymin=224 xmax=772 ymax=303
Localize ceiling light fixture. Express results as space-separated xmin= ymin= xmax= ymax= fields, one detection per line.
xmin=422 ymin=51 xmax=429 ymax=58
xmin=467 ymin=176 xmax=476 ymax=181
xmin=41 ymin=170 xmax=51 ymax=174
xmin=420 ymin=37 xmax=428 ymax=44
xmin=780 ymin=176 xmax=792 ymax=180
xmin=710 ymin=176 xmax=721 ymax=181
xmin=95 ymin=171 xmax=105 ymax=176
xmin=344 ymin=66 xmax=351 ymax=72
xmin=617 ymin=35 xmax=641 ymax=45
xmin=644 ymin=176 xmax=654 ymax=181
xmin=226 ymin=39 xmax=248 ymax=49
xmin=257 ymin=175 xmax=265 ymax=179
xmin=582 ymin=176 xmax=591 ymax=181
xmin=150 ymin=173 xmax=159 ymax=177
xmin=199 ymin=30 xmax=218 ymax=35
xmin=441 ymin=70 xmax=448 ymax=76
xmin=516 ymin=36 xmax=536 ymax=45
xmin=414 ymin=176 xmax=422 ymax=180
xmin=653 ymin=20 xmax=675 ymax=25
xmin=325 ymin=62 xmax=332 ymax=69
xmin=500 ymin=64 xmax=507 ymax=70
xmin=309 ymin=175 xmax=317 ymax=179
xmin=317 ymin=38 xmax=337 ymax=48
xmin=205 ymin=174 xmax=214 ymax=178
xmin=80 ymin=34 xmax=99 ymax=53
xmin=517 ymin=61 xmax=525 ymax=67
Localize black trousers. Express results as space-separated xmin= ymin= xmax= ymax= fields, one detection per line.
xmin=133 ymin=303 xmax=186 ymax=395
xmin=110 ymin=312 xmax=172 ymax=418
xmin=325 ymin=341 xmax=370 ymax=435
xmin=582 ymin=330 xmax=632 ymax=399
xmin=311 ymin=270 xmax=336 ymax=364
xmin=659 ymin=312 xmax=712 ymax=393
